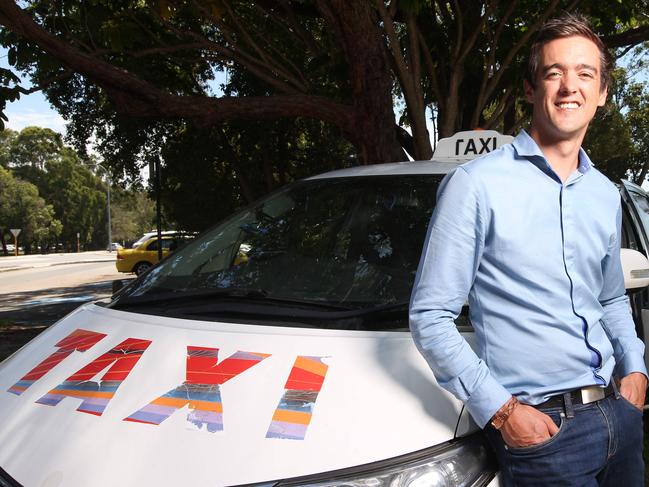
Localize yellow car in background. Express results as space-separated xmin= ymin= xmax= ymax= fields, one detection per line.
xmin=116 ymin=235 xmax=189 ymax=275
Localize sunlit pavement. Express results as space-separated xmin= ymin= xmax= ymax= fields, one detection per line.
xmin=0 ymin=250 xmax=116 ymax=272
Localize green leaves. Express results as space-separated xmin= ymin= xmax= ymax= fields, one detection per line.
xmin=0 ymin=166 xmax=62 ymax=253
xmin=1 ymin=127 xmax=108 ymax=250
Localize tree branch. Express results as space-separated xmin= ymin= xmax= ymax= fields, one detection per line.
xmin=478 ymin=0 xmax=560 ymax=114
xmin=18 ymin=69 xmax=74 ymax=95
xmin=0 ymin=0 xmax=354 ymax=133
xmin=457 ymin=0 xmax=500 ymax=64
xmin=603 ymin=25 xmax=649 ymax=49
xmin=418 ymin=29 xmax=443 ymax=109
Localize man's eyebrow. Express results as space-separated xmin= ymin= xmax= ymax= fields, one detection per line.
xmin=541 ymin=63 xmax=599 ymax=73
xmin=576 ymin=63 xmax=598 ymax=72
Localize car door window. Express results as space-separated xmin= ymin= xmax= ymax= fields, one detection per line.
xmin=622 ymin=181 xmax=649 ymax=253
xmin=161 ymin=239 xmax=175 ymax=251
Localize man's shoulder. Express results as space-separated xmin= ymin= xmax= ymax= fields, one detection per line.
xmin=460 ymin=143 xmax=517 ymax=175
xmin=586 ymin=164 xmax=621 ymax=200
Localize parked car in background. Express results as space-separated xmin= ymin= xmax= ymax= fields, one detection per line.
xmin=1 ymin=131 xmax=649 ymax=487
xmin=109 ymin=242 xmax=123 ymax=251
xmin=131 ymin=230 xmax=185 ymax=248
xmin=115 ymin=234 xmax=194 ymax=275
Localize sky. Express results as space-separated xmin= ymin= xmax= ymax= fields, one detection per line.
xmin=0 ymin=49 xmax=67 ymax=133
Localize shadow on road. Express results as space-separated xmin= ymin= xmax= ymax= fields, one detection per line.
xmin=0 ymin=279 xmax=124 ymax=326
xmin=0 ymin=278 xmax=133 ymax=360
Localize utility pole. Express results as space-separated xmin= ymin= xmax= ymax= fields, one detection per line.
xmin=149 ymin=154 xmax=162 ymax=261
xmin=107 ymin=183 xmax=112 ymax=252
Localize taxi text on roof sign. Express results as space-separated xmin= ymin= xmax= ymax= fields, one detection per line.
xmin=432 ymin=130 xmax=514 ymax=162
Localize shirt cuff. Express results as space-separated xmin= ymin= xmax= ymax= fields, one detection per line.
xmin=464 ymin=374 xmax=512 ymax=428
xmin=616 ymin=352 xmax=648 ymax=380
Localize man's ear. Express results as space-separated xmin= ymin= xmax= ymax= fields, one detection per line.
xmin=524 ymin=79 xmax=535 ymax=103
xmin=598 ymin=85 xmax=608 ymax=107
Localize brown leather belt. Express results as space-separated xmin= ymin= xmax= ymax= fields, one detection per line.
xmin=533 ymin=383 xmax=615 ymax=410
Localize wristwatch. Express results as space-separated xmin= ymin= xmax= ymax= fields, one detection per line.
xmin=490 ymin=396 xmax=519 ymax=430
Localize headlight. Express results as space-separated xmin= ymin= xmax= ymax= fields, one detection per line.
xmin=273 ymin=433 xmax=496 ymax=487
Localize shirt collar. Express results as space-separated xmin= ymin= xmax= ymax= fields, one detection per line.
xmin=512 ymin=130 xmax=592 ymax=182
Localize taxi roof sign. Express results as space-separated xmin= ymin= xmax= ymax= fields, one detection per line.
xmin=432 ymin=130 xmax=514 ymax=162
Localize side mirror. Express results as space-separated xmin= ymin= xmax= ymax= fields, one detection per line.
xmin=621 ymin=248 xmax=649 ymax=292
xmin=112 ymin=279 xmax=125 ymax=296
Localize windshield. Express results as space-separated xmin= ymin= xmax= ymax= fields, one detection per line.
xmin=112 ymin=175 xmax=444 ymax=327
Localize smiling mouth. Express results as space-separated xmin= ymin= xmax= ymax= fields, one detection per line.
xmin=556 ymin=102 xmax=580 ymax=110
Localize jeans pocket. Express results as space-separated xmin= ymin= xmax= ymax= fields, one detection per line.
xmin=617 ymin=395 xmax=643 ymax=414
xmin=506 ymin=413 xmax=566 ymax=455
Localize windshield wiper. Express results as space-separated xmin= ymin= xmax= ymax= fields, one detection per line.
xmin=114 ymin=287 xmax=270 ymax=307
xmin=113 ymin=287 xmax=353 ymax=311
xmin=176 ymin=299 xmax=409 ymax=321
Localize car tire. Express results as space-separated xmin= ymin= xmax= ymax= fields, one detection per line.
xmin=133 ymin=262 xmax=152 ymax=276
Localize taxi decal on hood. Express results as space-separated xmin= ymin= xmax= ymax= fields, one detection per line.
xmin=5 ymin=328 xmax=332 ymax=441
xmin=34 ymin=337 xmax=151 ymax=415
xmin=8 ymin=328 xmax=107 ymax=396
xmin=124 ymin=347 xmax=270 ymax=432
xmin=267 ymin=355 xmax=329 ymax=440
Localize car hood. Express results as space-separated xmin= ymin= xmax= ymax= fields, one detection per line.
xmin=0 ymin=303 xmax=473 ymax=487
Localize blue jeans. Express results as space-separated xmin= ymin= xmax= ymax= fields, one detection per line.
xmin=483 ymin=394 xmax=644 ymax=486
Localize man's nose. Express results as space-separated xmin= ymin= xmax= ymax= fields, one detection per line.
xmin=559 ymin=72 xmax=578 ymax=94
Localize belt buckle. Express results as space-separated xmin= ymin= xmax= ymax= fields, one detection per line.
xmin=581 ymin=386 xmax=605 ymax=404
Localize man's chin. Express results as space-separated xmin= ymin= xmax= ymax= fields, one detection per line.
xmin=532 ymin=122 xmax=589 ymax=145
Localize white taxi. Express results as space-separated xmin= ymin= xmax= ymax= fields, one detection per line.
xmin=1 ymin=131 xmax=648 ymax=487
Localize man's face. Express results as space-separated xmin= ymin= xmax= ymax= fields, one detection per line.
xmin=525 ymin=35 xmax=607 ymax=143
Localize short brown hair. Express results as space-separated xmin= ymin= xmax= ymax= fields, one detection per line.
xmin=525 ymin=13 xmax=613 ymax=92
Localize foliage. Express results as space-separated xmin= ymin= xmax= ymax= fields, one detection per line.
xmin=0 ymin=165 xmax=61 ymax=254
xmin=2 ymin=126 xmax=108 ymax=250
xmin=110 ymin=188 xmax=156 ymax=244
xmin=0 ymin=0 xmax=646 ymax=164
xmin=160 ymin=117 xmax=355 ymax=231
xmin=584 ymin=62 xmax=649 ymax=184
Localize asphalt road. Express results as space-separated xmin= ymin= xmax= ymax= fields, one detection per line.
xmin=0 ymin=256 xmax=132 ymax=326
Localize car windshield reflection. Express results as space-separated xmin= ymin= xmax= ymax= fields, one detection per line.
xmin=113 ymin=175 xmax=443 ymax=328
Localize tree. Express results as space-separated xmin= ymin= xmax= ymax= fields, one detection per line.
xmin=0 ymin=0 xmax=401 ymax=163
xmin=0 ymin=1 xmax=647 ymax=165
xmin=3 ymin=126 xmax=108 ymax=250
xmin=622 ymin=79 xmax=649 ymax=183
xmin=110 ymin=189 xmax=156 ymax=243
xmin=0 ymin=127 xmax=16 ymax=167
xmin=159 ymin=117 xmax=355 ymax=230
xmin=584 ymin=59 xmax=649 ymax=184
xmin=0 ymin=165 xmax=61 ymax=254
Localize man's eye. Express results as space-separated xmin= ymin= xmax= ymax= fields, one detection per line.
xmin=579 ymin=72 xmax=595 ymax=79
xmin=546 ymin=72 xmax=561 ymax=79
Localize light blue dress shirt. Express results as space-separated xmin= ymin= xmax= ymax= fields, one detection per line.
xmin=409 ymin=130 xmax=647 ymax=428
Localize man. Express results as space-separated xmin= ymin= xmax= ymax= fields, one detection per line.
xmin=409 ymin=14 xmax=647 ymax=486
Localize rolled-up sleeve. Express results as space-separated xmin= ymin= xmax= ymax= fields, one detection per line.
xmin=599 ymin=202 xmax=647 ymax=379
xmin=409 ymin=167 xmax=510 ymax=427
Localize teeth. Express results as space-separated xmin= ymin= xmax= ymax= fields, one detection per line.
xmin=557 ymin=102 xmax=579 ymax=109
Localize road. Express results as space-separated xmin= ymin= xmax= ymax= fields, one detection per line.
xmin=0 ymin=261 xmax=122 ymax=293
xmin=0 ymin=256 xmax=132 ymax=326
xmin=0 ymin=250 xmax=116 ymax=272
xmin=0 ymin=253 xmax=134 ymax=360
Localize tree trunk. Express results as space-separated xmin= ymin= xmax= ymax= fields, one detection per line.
xmin=439 ymin=67 xmax=464 ymax=138
xmin=0 ymin=231 xmax=6 ymax=256
xmin=320 ymin=0 xmax=405 ymax=163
